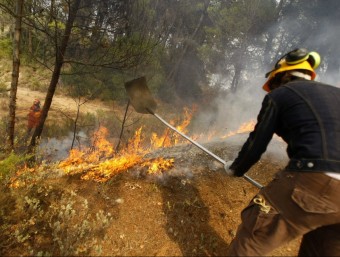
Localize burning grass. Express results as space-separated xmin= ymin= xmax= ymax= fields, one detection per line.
xmin=58 ymin=127 xmax=175 ymax=182
xmin=9 ymin=106 xmax=256 ymax=186
xmin=55 ymin=107 xmax=201 ymax=182
xmin=56 ymin=118 xmax=255 ymax=183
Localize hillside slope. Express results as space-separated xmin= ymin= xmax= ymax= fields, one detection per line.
xmin=0 ymin=134 xmax=300 ymax=256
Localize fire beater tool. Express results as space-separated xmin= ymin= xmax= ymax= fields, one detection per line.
xmin=124 ymin=76 xmax=263 ymax=189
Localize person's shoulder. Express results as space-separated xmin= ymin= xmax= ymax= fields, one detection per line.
xmin=279 ymin=81 xmax=340 ymax=101
xmin=267 ymin=84 xmax=292 ymax=98
xmin=287 ymin=79 xmax=337 ymax=88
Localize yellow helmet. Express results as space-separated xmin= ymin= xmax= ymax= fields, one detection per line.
xmin=262 ymin=49 xmax=321 ymax=92
xmin=308 ymin=51 xmax=321 ymax=69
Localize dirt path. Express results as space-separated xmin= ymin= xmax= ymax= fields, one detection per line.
xmin=1 ymin=87 xmax=113 ymax=119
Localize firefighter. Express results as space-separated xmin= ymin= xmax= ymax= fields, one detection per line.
xmin=224 ymin=48 xmax=340 ymax=256
xmin=27 ymin=98 xmax=41 ymax=134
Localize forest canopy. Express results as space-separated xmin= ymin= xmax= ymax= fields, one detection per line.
xmin=1 ymin=0 xmax=340 ymax=149
xmin=0 ymin=0 xmax=339 ymax=101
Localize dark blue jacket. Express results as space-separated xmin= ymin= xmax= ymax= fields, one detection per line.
xmin=230 ymin=80 xmax=340 ymax=177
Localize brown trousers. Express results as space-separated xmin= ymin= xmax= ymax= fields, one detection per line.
xmin=227 ymin=170 xmax=340 ymax=256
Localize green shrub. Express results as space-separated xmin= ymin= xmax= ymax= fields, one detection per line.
xmin=0 ymin=38 xmax=12 ymax=58
xmin=0 ymin=152 xmax=32 ymax=180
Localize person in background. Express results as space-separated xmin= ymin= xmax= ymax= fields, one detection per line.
xmin=27 ymin=98 xmax=41 ymax=134
xmin=224 ymin=48 xmax=340 ymax=256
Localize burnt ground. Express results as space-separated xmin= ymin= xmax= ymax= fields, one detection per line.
xmin=0 ymin=134 xmax=301 ymax=256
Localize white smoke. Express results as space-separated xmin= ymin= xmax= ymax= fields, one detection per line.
xmin=192 ymin=73 xmax=266 ymax=137
xmin=191 ymin=71 xmax=288 ymax=161
xmin=38 ymin=131 xmax=89 ymax=162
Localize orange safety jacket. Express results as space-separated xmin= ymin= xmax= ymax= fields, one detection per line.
xmin=27 ymin=105 xmax=41 ymax=129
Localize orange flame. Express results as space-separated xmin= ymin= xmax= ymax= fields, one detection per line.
xmin=221 ymin=120 xmax=256 ymax=138
xmin=141 ymin=158 xmax=174 ymax=174
xmin=58 ymin=126 xmax=150 ymax=182
xmin=150 ymin=106 xmax=196 ymax=148
xmin=9 ymin=165 xmax=38 ymax=188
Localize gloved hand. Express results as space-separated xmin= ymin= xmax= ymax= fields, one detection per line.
xmin=224 ymin=160 xmax=235 ymax=176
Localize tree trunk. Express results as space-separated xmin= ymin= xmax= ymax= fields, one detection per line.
xmin=263 ymin=0 xmax=284 ymax=68
xmin=230 ymin=64 xmax=241 ymax=93
xmin=165 ymin=0 xmax=209 ymax=88
xmin=29 ymin=0 xmax=81 ymax=149
xmin=7 ymin=0 xmax=24 ymax=150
